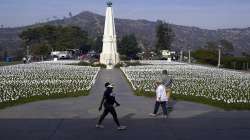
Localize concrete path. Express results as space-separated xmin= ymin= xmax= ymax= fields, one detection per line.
xmin=0 ymin=69 xmax=250 ymax=140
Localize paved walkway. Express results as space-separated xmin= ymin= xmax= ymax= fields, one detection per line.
xmin=0 ymin=69 xmax=250 ymax=140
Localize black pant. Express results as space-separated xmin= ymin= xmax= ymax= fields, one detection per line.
xmin=98 ymin=105 xmax=120 ymax=126
xmin=153 ymin=101 xmax=168 ymax=115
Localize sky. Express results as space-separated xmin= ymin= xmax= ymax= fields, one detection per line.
xmin=0 ymin=0 xmax=250 ymax=29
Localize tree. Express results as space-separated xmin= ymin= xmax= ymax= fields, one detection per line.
xmin=242 ymin=52 xmax=250 ymax=59
xmin=20 ymin=25 xmax=91 ymax=56
xmin=204 ymin=40 xmax=234 ymax=56
xmin=204 ymin=41 xmax=218 ymax=51
xmin=80 ymin=44 xmax=92 ymax=54
xmin=3 ymin=48 xmax=8 ymax=60
xmin=155 ymin=20 xmax=175 ymax=53
xmin=57 ymin=26 xmax=89 ymax=50
xmin=192 ymin=49 xmax=218 ymax=65
xmin=219 ymin=39 xmax=234 ymax=56
xmin=92 ymin=35 xmax=103 ymax=53
xmin=31 ymin=43 xmax=50 ymax=56
xmin=193 ymin=40 xmax=238 ymax=68
xmin=118 ymin=34 xmax=141 ymax=60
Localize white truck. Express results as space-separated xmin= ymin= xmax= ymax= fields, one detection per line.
xmin=51 ymin=51 xmax=72 ymax=59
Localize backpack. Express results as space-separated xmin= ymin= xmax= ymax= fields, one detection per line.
xmin=166 ymin=88 xmax=172 ymax=99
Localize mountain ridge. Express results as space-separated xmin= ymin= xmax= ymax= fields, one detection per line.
xmin=0 ymin=11 xmax=250 ymax=57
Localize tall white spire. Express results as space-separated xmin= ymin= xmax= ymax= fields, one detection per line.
xmin=100 ymin=0 xmax=120 ymax=69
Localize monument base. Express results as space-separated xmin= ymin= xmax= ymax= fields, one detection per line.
xmin=106 ymin=64 xmax=114 ymax=70
xmin=100 ymin=53 xmax=120 ymax=69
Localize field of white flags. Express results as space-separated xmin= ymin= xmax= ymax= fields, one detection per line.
xmin=0 ymin=60 xmax=100 ymax=103
xmin=121 ymin=60 xmax=250 ymax=105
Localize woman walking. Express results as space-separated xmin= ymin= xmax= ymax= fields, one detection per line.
xmin=96 ymin=82 xmax=127 ymax=130
xmin=149 ymin=80 xmax=169 ymax=118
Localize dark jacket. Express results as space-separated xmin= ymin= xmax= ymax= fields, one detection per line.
xmin=99 ymin=88 xmax=120 ymax=109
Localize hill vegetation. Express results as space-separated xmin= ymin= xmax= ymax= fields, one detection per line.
xmin=1 ymin=11 xmax=250 ymax=59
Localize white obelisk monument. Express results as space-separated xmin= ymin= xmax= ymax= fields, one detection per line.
xmin=100 ymin=0 xmax=120 ymax=69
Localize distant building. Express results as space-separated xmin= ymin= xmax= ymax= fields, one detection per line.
xmin=51 ymin=49 xmax=80 ymax=60
xmin=161 ymin=50 xmax=176 ymax=61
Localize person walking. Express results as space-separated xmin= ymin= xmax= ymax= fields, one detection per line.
xmin=22 ymin=57 xmax=27 ymax=64
xmin=96 ymin=82 xmax=127 ymax=130
xmin=149 ymin=80 xmax=169 ymax=118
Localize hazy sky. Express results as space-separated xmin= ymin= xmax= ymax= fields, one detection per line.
xmin=0 ymin=0 xmax=250 ymax=29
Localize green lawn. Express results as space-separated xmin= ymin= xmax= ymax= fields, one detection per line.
xmin=134 ymin=90 xmax=250 ymax=110
xmin=0 ymin=61 xmax=22 ymax=66
xmin=0 ymin=90 xmax=89 ymax=109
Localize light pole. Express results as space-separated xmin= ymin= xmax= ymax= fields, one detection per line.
xmin=188 ymin=49 xmax=191 ymax=63
xmin=180 ymin=50 xmax=183 ymax=62
xmin=26 ymin=45 xmax=30 ymax=57
xmin=218 ymin=44 xmax=222 ymax=68
xmin=190 ymin=29 xmax=193 ymax=64
xmin=26 ymin=45 xmax=31 ymax=63
xmin=179 ymin=39 xmax=184 ymax=62
xmin=188 ymin=45 xmax=191 ymax=63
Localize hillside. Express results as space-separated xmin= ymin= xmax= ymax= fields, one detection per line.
xmin=0 ymin=11 xmax=250 ymax=57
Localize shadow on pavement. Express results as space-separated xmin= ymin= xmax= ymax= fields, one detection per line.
xmin=1 ymin=111 xmax=250 ymax=140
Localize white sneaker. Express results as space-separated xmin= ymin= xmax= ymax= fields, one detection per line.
xmin=149 ymin=113 xmax=157 ymax=117
xmin=163 ymin=115 xmax=168 ymax=119
xmin=96 ymin=124 xmax=104 ymax=128
xmin=117 ymin=126 xmax=127 ymax=130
